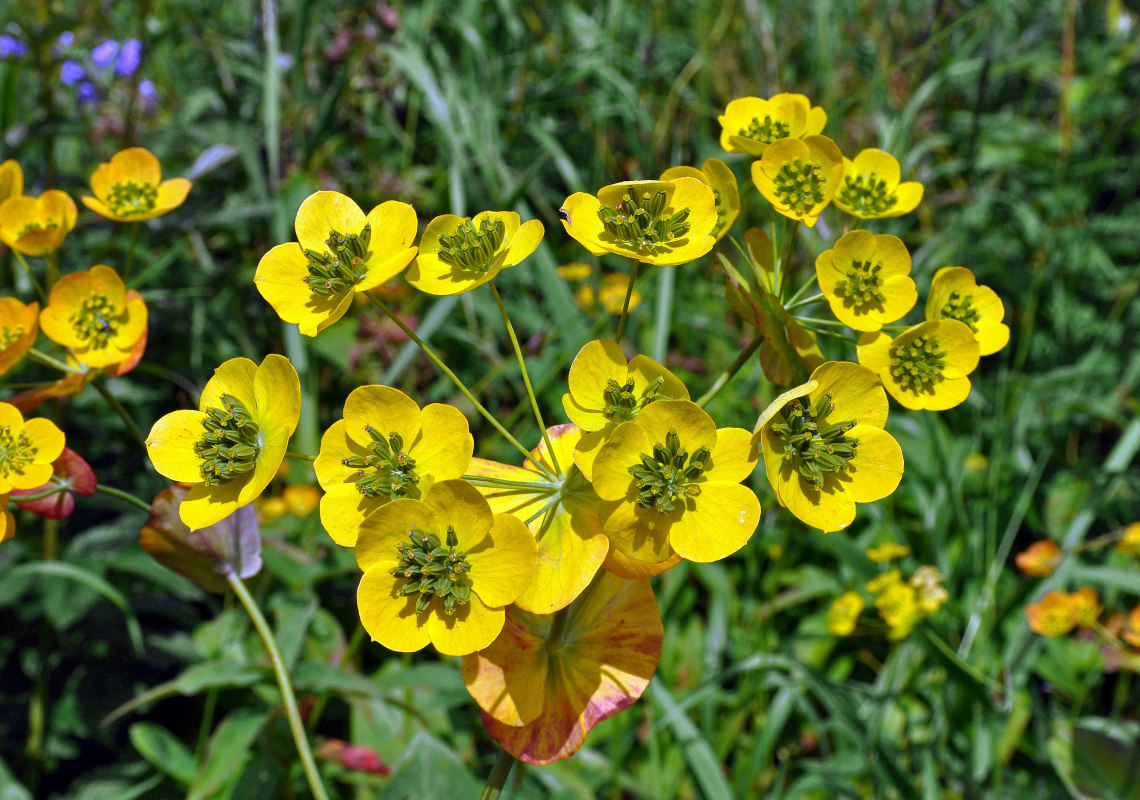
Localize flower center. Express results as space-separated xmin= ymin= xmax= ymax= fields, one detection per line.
xmin=68 ymin=293 xmax=120 ymax=349
xmin=0 ymin=325 xmax=25 ymax=349
xmin=106 ymin=180 xmax=158 ymax=217
xmin=888 ymin=334 xmax=947 ymax=393
xmin=602 ymin=376 xmax=663 ymax=423
xmin=773 ymin=158 xmax=825 ymax=215
xmin=437 ymin=217 xmax=506 ymax=275
xmin=18 ymin=218 xmax=59 ymax=236
xmin=302 ymin=225 xmax=373 ymax=296
xmin=0 ymin=425 xmax=37 ymax=479
xmin=770 ymin=394 xmax=859 ymax=490
xmin=939 ymin=291 xmax=980 ymax=332
xmin=597 ymin=186 xmax=691 ymax=253
xmin=391 ymin=525 xmax=472 ymax=615
xmin=711 ymin=188 xmax=726 ymax=235
xmin=341 ymin=428 xmax=419 ymax=499
xmin=834 ymin=259 xmax=886 ymax=310
xmin=836 ymin=172 xmax=898 ymax=216
xmin=739 ymin=115 xmax=790 ymax=144
xmin=195 ymin=393 xmax=261 ymax=485
xmin=628 ymin=428 xmax=709 ymax=513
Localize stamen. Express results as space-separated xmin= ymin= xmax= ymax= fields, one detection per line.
xmin=302 ymin=224 xmax=373 ymax=296
xmin=343 ymin=428 xmax=419 ymax=499
xmin=106 ymin=180 xmax=159 ymax=217
xmin=68 ymin=293 xmax=120 ymax=349
xmin=627 ymin=427 xmax=709 ymax=513
xmin=18 ymin=218 xmax=60 ymax=236
xmin=770 ymin=394 xmax=859 ymax=489
xmin=390 ymin=524 xmax=472 ymax=615
xmin=0 ymin=424 xmax=38 ymax=478
xmin=833 ymin=259 xmax=886 ymax=310
xmin=597 ymin=186 xmax=691 ymax=254
xmin=602 ymin=376 xmax=663 ymax=423
xmin=195 ymin=393 xmax=261 ymax=485
xmin=739 ymin=115 xmax=790 ymax=145
xmin=437 ymin=217 xmax=506 ymax=275
xmin=939 ymin=291 xmax=980 ymax=332
xmin=888 ymin=335 xmax=947 ymax=392
xmin=773 ymin=158 xmax=825 ymax=215
xmin=836 ymin=172 xmax=897 ymax=216
xmin=0 ymin=325 xmax=25 ymax=349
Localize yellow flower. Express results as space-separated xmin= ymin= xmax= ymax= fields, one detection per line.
xmin=38 ymin=265 xmax=147 ymax=368
xmin=0 ymin=499 xmax=13 ymax=543
xmin=145 ymin=355 xmax=301 ymax=530
xmin=0 ymin=189 xmax=77 ymax=256
xmin=833 ymin=148 xmax=923 ymax=219
xmin=828 ymin=591 xmax=865 ymax=636
xmin=857 ymin=320 xmax=980 ymax=411
xmin=1026 ymin=591 xmax=1078 ymax=638
xmin=254 ymin=191 xmax=418 ymax=336
xmin=1117 ymin=522 xmax=1140 ymax=556
xmin=82 ymin=147 xmax=191 ymax=222
xmin=0 ymin=297 xmax=39 ymax=377
xmin=314 ymin=385 xmax=473 ymax=547
xmin=866 ymin=541 xmax=911 ymax=563
xmin=591 ymin=400 xmax=760 ymax=564
xmin=717 ymin=94 xmax=827 ymax=157
xmin=561 ymin=178 xmax=717 ymax=266
xmin=354 ymin=479 xmax=537 ymax=656
xmin=925 ymin=267 xmax=1009 ymax=357
xmin=909 ymin=565 xmax=948 ymax=614
xmin=574 ymin=272 xmax=642 ymax=315
xmin=0 ymin=159 xmax=23 ymax=204
xmin=557 ymin=262 xmax=593 ymax=281
xmin=0 ymin=402 xmax=66 ymax=493
xmin=876 ymin=581 xmax=924 ymax=640
xmin=1124 ymin=606 xmax=1140 ymax=649
xmin=756 ymin=362 xmax=904 ymax=533
xmin=1015 ymin=539 xmax=1062 ymax=576
xmin=1070 ymin=586 xmax=1101 ymax=628
xmin=562 ymin=339 xmax=689 ymax=479
xmin=406 ymin=211 xmax=543 ymax=295
xmin=866 ymin=569 xmax=903 ymax=595
xmin=660 ymin=158 xmax=740 ymax=241
xmin=816 ymin=230 xmax=917 ymax=332
xmin=750 ymin=136 xmax=843 ymax=226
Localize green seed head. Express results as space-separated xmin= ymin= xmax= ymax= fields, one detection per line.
xmin=740 ymin=115 xmax=790 ymax=145
xmin=302 ymin=224 xmax=373 ymax=296
xmin=195 ymin=393 xmax=262 ymax=485
xmin=68 ymin=293 xmax=120 ymax=349
xmin=345 ymin=428 xmax=420 ymax=500
xmin=833 ymin=259 xmax=887 ymax=310
xmin=770 ymin=394 xmax=859 ymax=490
xmin=106 ymin=180 xmax=159 ymax=217
xmin=628 ymin=427 xmax=709 ymax=513
xmin=773 ymin=158 xmax=825 ymax=215
xmin=597 ymin=186 xmax=691 ymax=254
xmin=888 ymin=334 xmax=947 ymax=392
xmin=939 ymin=291 xmax=980 ymax=332
xmin=836 ymin=172 xmax=897 ymax=216
xmin=390 ymin=525 xmax=472 ymax=616
xmin=0 ymin=425 xmax=38 ymax=479
xmin=436 ymin=217 xmax=506 ymax=275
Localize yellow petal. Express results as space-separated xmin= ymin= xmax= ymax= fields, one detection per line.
xmin=559 ymin=193 xmax=608 ymax=255
xmin=426 ymin=479 xmax=494 ymax=543
xmin=110 ymin=147 xmax=161 ymax=186
xmin=600 ymin=498 xmax=676 ymax=563
xmin=636 ymin=400 xmax=717 ymax=454
xmin=358 ymin=566 xmax=432 ymax=652
xmin=428 ymin=593 xmax=504 ymax=656
xmin=851 ymin=148 xmax=901 ymax=186
xmin=466 ymin=513 xmax=537 ymax=607
xmin=294 ymin=191 xmax=366 ymax=253
xmin=667 ymin=483 xmax=760 ymax=562
xmin=178 ymin=479 xmax=250 ymax=530
xmin=146 ymin=410 xmax=208 ymax=482
xmin=200 ymin=357 xmax=258 ymax=412
xmin=461 ymin=610 xmax=549 ymax=726
xmin=564 ymin=339 xmax=629 ymax=430
xmin=502 ymin=218 xmax=544 ymax=268
xmin=602 ymin=543 xmax=681 ymax=579
xmin=355 ymin=498 xmax=437 ymax=572
xmin=705 ymin=426 xmax=758 ymax=484
xmin=22 ymin=417 xmax=65 ymax=464
xmin=811 ymin=361 xmax=890 ymax=429
xmin=843 ymin=425 xmax=904 ymax=502
xmin=591 ymin=422 xmax=650 ymax=501
xmin=154 ymin=178 xmax=192 ymax=215
xmin=343 ymin=384 xmax=421 ymax=448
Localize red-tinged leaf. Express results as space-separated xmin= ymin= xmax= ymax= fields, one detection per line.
xmin=318 ymin=739 xmax=392 ymax=775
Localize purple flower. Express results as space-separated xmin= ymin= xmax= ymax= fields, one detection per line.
xmin=57 ymin=31 xmax=74 ymax=48
xmin=91 ymin=39 xmax=119 ymax=68
xmin=61 ymin=60 xmax=86 ymax=86
xmin=77 ymin=82 xmax=99 ymax=103
xmin=138 ymin=79 xmax=156 ymax=99
xmin=116 ymin=39 xmax=141 ymax=75
xmin=0 ymin=35 xmax=27 ymax=59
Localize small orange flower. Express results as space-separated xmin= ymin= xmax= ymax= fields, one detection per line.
xmin=0 ymin=402 xmax=66 ymax=494
xmin=0 ymin=297 xmax=39 ymax=376
xmin=1069 ymin=586 xmax=1101 ymax=628
xmin=0 ymin=190 xmax=77 ymax=256
xmin=82 ymin=147 xmax=192 ymax=222
xmin=39 ymin=265 xmax=148 ymax=368
xmin=1026 ymin=591 xmax=1078 ymax=638
xmin=1015 ymin=540 xmax=1062 ymax=577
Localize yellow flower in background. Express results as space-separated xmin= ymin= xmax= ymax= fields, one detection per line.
xmin=756 ymin=361 xmax=903 ymax=533
xmin=0 ymin=297 xmax=39 ymax=376
xmin=833 ymin=148 xmax=923 ymax=219
xmin=865 ymin=569 xmax=903 ymax=595
xmin=574 ymin=272 xmax=642 ymax=315
xmin=1026 ymin=591 xmax=1078 ymax=638
xmin=82 ymin=147 xmax=191 ymax=222
xmin=828 ymin=591 xmax=865 ymax=636
xmin=556 ymin=262 xmax=593 ymax=281
xmin=407 ymin=211 xmax=543 ymax=295
xmin=1124 ymin=606 xmax=1140 ymax=649
xmin=751 ymin=136 xmax=844 ymax=226
xmin=717 ymin=94 xmax=827 ymax=157
xmin=816 ymin=230 xmax=917 ymax=332
xmin=254 ymin=191 xmax=418 ymax=336
xmin=1070 ymin=586 xmax=1101 ymax=628
xmin=591 ymin=400 xmax=760 ymax=564
xmin=876 ymin=581 xmax=924 ymax=640
xmin=909 ymin=565 xmax=948 ymax=614
xmin=660 ymin=158 xmax=740 ymax=242
xmin=1015 ymin=539 xmax=1062 ymax=576
xmin=146 ymin=355 xmax=301 ymax=530
xmin=857 ymin=320 xmax=980 ymax=411
xmin=0 ymin=189 xmax=77 ymax=256
xmin=0 ymin=402 xmax=65 ymax=493
xmin=314 ymin=385 xmax=473 ymax=548
xmin=866 ymin=541 xmax=911 ymax=563
xmin=0 ymin=160 xmax=23 ymax=204
xmin=925 ymin=267 xmax=1010 ymax=357
xmin=0 ymin=498 xmax=13 ymax=543
xmin=39 ymin=265 xmax=147 ymax=368
xmin=1117 ymin=522 xmax=1140 ymax=556
xmin=354 ymin=479 xmax=537 ymax=656
xmin=561 ymin=178 xmax=717 ymax=266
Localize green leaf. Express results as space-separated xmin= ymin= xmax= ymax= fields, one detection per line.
xmin=648 ymin=679 xmax=735 ymax=800
xmin=129 ymin=722 xmax=196 ymax=785
xmin=377 ymin=732 xmax=480 ymax=799
xmin=188 ymin=711 xmax=269 ymax=800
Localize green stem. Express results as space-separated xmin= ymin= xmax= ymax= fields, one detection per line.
xmin=25 ymin=347 xmax=81 ymax=374
xmin=45 ymin=252 xmax=60 ymax=291
xmin=124 ymin=222 xmax=140 ymax=285
xmin=488 ymin=282 xmax=561 ymax=475
xmin=12 ymin=251 xmax=48 ymax=304
xmin=777 ymin=220 xmax=800 ymax=300
xmin=95 ymin=484 xmax=153 ymax=512
xmin=785 ymin=292 xmax=824 ymax=312
xmin=695 ymin=333 xmax=764 ymax=408
xmin=227 ymin=573 xmax=330 ymax=800
xmin=784 ymin=273 xmax=819 ymax=307
xmin=613 ymin=261 xmax=641 ymax=343
xmin=94 ymin=378 xmax=149 ymax=450
xmin=285 ymin=451 xmax=316 ymax=462
xmin=462 ymin=474 xmax=559 ymax=492
xmin=727 ymin=233 xmax=768 ymax=293
xmin=480 ymin=748 xmax=517 ymax=800
xmin=366 ymin=294 xmax=554 ymax=478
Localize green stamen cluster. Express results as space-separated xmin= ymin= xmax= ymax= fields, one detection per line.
xmin=940 ymin=291 xmax=980 ymax=332
xmin=302 ymin=224 xmax=373 ymax=296
xmin=602 ymin=377 xmax=663 ymax=423
xmin=837 ymin=172 xmax=897 ymax=216
xmin=391 ymin=525 xmax=471 ymax=615
xmin=773 ymin=158 xmax=825 ymax=215
xmin=740 ymin=115 xmax=790 ymax=144
xmin=106 ymin=180 xmax=158 ymax=217
xmin=834 ymin=259 xmax=886 ymax=309
xmin=17 ymin=219 xmax=59 ymax=236
xmin=0 ymin=425 xmax=37 ymax=479
xmin=0 ymin=325 xmax=25 ymax=349
xmin=437 ymin=217 xmax=505 ymax=275
xmin=889 ymin=335 xmax=947 ymax=392
xmin=628 ymin=428 xmax=709 ymax=513
xmin=68 ymin=293 xmax=119 ymax=348
xmin=598 ymin=186 xmax=690 ymax=252
xmin=195 ymin=393 xmax=261 ymax=485
xmin=342 ymin=428 xmax=419 ymax=499
xmin=770 ymin=394 xmax=859 ymax=489
xmin=711 ymin=188 xmax=725 ymax=234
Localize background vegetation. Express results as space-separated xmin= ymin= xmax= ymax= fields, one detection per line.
xmin=1 ymin=0 xmax=1138 ymax=797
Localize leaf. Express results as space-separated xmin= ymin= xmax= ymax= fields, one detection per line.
xmin=648 ymin=679 xmax=735 ymax=800
xmin=187 ymin=710 xmax=269 ymax=800
xmin=129 ymin=722 xmax=196 ymax=785
xmin=377 ymin=732 xmax=480 ymax=800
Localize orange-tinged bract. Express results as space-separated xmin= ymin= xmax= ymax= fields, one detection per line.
xmin=0 ymin=402 xmax=66 ymax=494
xmin=145 ymin=355 xmax=301 ymax=530
xmin=833 ymin=148 xmax=924 ymax=219
xmin=561 ymin=178 xmax=717 ymax=266
xmin=718 ymin=94 xmax=827 ymax=157
xmin=751 ymin=136 xmax=844 ymax=226
xmin=82 ymin=147 xmax=192 ymax=222
xmin=756 ymin=361 xmax=903 ymax=533
xmin=314 ymin=385 xmax=473 ymax=548
xmin=354 ymin=480 xmax=537 ymax=657
xmin=857 ymin=320 xmax=980 ymax=411
xmin=406 ymin=211 xmax=543 ymax=295
xmin=925 ymin=267 xmax=1010 ymax=357
xmin=255 ymin=191 xmax=418 ymax=336
xmin=816 ymin=230 xmax=917 ymax=332
xmin=39 ymin=265 xmax=147 ymax=368
xmin=0 ymin=189 xmax=77 ymax=256
xmin=0 ymin=297 xmax=39 ymax=376
xmin=660 ymin=158 xmax=740 ymax=242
